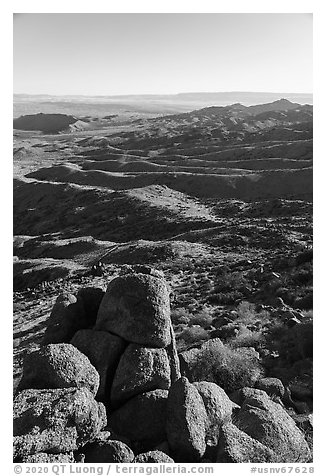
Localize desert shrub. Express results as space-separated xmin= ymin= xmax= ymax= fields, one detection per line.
xmin=207 ymin=290 xmax=243 ymax=305
xmin=189 ymin=338 xmax=264 ymax=393
xmin=235 ymin=301 xmax=271 ymax=326
xmin=188 ymin=308 xmax=214 ymax=327
xmin=179 ymin=326 xmax=210 ymax=345
xmin=171 ymin=307 xmax=192 ymax=325
xmin=236 ymin=301 xmax=256 ymax=321
xmin=228 ymin=325 xmax=265 ymax=350
xmin=213 ymin=271 xmax=250 ymax=293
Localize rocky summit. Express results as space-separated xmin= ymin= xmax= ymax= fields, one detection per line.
xmin=13 ymin=268 xmax=312 ymax=463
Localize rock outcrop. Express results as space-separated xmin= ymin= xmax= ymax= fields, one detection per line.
xmin=14 ymin=267 xmax=311 ymax=464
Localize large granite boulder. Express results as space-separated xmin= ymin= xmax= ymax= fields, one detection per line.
xmin=193 ymin=381 xmax=233 ymax=444
xmin=17 ymin=343 xmax=100 ymax=396
xmin=179 ymin=348 xmax=202 ymax=381
xmin=111 ymin=344 xmax=171 ymax=407
xmin=230 ymin=387 xmax=270 ymax=406
xmin=255 ymin=377 xmax=285 ymax=400
xmin=42 ymin=292 xmax=87 ymax=344
xmin=166 ymin=377 xmax=208 ymax=462
xmin=108 ymin=389 xmax=168 ymax=446
xmin=71 ymin=329 xmax=126 ymax=402
xmin=236 ymin=392 xmax=311 ymax=462
xmin=96 ymin=274 xmax=171 ymax=347
xmin=13 ymin=387 xmax=106 ymax=459
xmin=216 ymin=423 xmax=277 ymax=463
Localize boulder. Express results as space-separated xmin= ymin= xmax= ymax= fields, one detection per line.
xmin=216 ymin=423 xmax=277 ymax=463
xmin=179 ymin=347 xmax=202 ymax=381
xmin=96 ymin=274 xmax=171 ymax=347
xmin=111 ymin=344 xmax=170 ymax=407
xmin=230 ymin=387 xmax=270 ymax=406
xmin=42 ymin=292 xmax=87 ymax=344
xmin=166 ymin=377 xmax=208 ymax=462
xmin=108 ymin=389 xmax=168 ymax=446
xmin=134 ymin=451 xmax=174 ymax=463
xmin=236 ymin=392 xmax=311 ymax=462
xmin=84 ymin=439 xmax=134 ymax=463
xmin=77 ymin=287 xmax=105 ymax=325
xmin=13 ymin=387 xmax=106 ymax=459
xmin=255 ymin=377 xmax=285 ymax=399
xmin=193 ymin=381 xmax=233 ymax=444
xmin=18 ymin=343 xmax=100 ymax=396
xmin=19 ymin=452 xmax=76 ymax=463
xmin=71 ymin=330 xmax=126 ymax=402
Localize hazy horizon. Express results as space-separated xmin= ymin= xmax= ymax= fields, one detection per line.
xmin=14 ymin=13 xmax=312 ymax=96
xmin=14 ymin=90 xmax=313 ymax=97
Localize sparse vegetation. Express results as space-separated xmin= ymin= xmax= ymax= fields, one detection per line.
xmin=190 ymin=338 xmax=264 ymax=393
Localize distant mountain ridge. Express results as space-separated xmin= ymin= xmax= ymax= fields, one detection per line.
xmin=13 ymin=92 xmax=313 ymax=104
xmin=13 ymin=93 xmax=313 ymax=119
xmin=175 ymin=99 xmax=311 ymax=118
xmin=13 ymin=99 xmax=313 ymax=136
xmin=152 ymin=99 xmax=313 ymax=128
xmin=110 ymin=99 xmax=313 ymax=149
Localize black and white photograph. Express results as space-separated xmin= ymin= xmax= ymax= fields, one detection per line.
xmin=11 ymin=5 xmax=315 ymax=468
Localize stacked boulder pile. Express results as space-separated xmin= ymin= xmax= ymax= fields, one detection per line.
xmin=14 ymin=266 xmax=312 ymax=463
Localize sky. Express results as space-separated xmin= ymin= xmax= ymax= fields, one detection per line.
xmin=13 ymin=13 xmax=312 ymax=96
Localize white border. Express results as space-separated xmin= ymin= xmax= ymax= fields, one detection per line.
xmin=3 ymin=2 xmax=324 ymax=474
